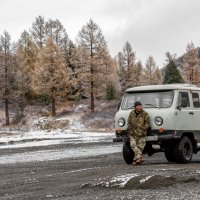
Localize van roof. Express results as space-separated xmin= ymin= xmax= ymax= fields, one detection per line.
xmin=126 ymin=84 xmax=200 ymax=92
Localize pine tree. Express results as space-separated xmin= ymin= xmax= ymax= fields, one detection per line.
xmin=182 ymin=42 xmax=200 ymax=85
xmin=33 ymin=37 xmax=70 ymax=116
xmin=152 ymin=67 xmax=163 ymax=84
xmin=103 ymin=54 xmax=120 ymax=99
xmin=117 ymin=42 xmax=145 ymax=90
xmin=117 ymin=51 xmax=126 ymax=91
xmin=66 ymin=41 xmax=83 ymax=101
xmin=106 ymin=81 xmax=117 ymax=100
xmin=132 ymin=60 xmax=143 ymax=86
xmin=78 ymin=19 xmax=107 ymax=112
xmin=0 ymin=31 xmax=17 ymax=125
xmin=17 ymin=30 xmax=38 ymax=102
xmin=143 ymin=55 xmax=156 ymax=85
xmin=45 ymin=19 xmax=67 ymax=47
xmin=122 ymin=41 xmax=136 ymax=88
xmin=163 ymin=53 xmax=184 ymax=84
xmin=30 ymin=16 xmax=46 ymax=49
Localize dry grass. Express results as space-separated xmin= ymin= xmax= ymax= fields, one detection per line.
xmin=81 ymin=100 xmax=119 ymax=130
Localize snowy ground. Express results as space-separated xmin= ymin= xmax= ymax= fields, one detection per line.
xmin=0 ymin=112 xmax=114 ymax=148
xmin=0 ymin=113 xmax=118 ymax=165
xmin=1 ymin=108 xmax=200 ymax=199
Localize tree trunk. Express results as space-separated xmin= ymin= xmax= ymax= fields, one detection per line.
xmin=51 ymin=95 xmax=56 ymax=116
xmin=90 ymin=64 xmax=95 ymax=112
xmin=5 ymin=98 xmax=9 ymax=126
xmin=90 ymin=41 xmax=95 ymax=112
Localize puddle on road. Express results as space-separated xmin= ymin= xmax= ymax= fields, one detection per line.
xmin=0 ymin=144 xmax=122 ymax=165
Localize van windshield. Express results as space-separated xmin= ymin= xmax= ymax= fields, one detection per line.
xmin=121 ymin=90 xmax=174 ymax=110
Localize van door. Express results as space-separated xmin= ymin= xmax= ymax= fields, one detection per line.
xmin=191 ymin=91 xmax=200 ymax=142
xmin=176 ymin=91 xmax=194 ymax=135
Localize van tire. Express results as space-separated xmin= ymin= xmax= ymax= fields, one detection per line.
xmin=174 ymin=136 xmax=193 ymax=163
xmin=123 ymin=143 xmax=134 ymax=164
xmin=164 ymin=150 xmax=176 ymax=162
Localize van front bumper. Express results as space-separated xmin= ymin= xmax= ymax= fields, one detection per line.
xmin=113 ymin=130 xmax=129 ymax=142
xmin=149 ymin=130 xmax=175 ymax=141
xmin=113 ymin=129 xmax=176 ymax=142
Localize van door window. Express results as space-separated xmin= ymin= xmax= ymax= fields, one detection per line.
xmin=192 ymin=92 xmax=200 ymax=108
xmin=178 ymin=92 xmax=190 ymax=107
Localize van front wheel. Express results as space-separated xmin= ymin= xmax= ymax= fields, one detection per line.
xmin=174 ymin=136 xmax=193 ymax=163
xmin=123 ymin=143 xmax=135 ymax=164
xmin=164 ymin=150 xmax=176 ymax=162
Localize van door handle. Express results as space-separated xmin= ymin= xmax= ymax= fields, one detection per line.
xmin=189 ymin=112 xmax=194 ymax=115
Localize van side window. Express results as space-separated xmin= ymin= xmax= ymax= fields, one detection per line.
xmin=178 ymin=92 xmax=190 ymax=107
xmin=192 ymin=93 xmax=200 ymax=108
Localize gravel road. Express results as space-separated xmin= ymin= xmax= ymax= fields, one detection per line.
xmin=0 ymin=135 xmax=200 ymax=200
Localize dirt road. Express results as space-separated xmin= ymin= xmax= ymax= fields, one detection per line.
xmin=0 ymin=135 xmax=200 ymax=200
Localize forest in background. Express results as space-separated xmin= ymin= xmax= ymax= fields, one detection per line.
xmin=0 ymin=16 xmax=200 ymax=126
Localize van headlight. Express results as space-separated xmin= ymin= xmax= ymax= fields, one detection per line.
xmin=118 ymin=118 xmax=125 ymax=127
xmin=154 ymin=116 xmax=163 ymax=126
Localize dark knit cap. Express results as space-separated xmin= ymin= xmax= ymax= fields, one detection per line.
xmin=134 ymin=101 xmax=142 ymax=107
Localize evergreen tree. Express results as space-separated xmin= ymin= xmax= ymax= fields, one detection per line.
xmin=143 ymin=55 xmax=156 ymax=85
xmin=122 ymin=41 xmax=136 ymax=88
xmin=45 ymin=19 xmax=67 ymax=47
xmin=17 ymin=31 xmax=38 ymax=98
xmin=163 ymin=53 xmax=184 ymax=84
xmin=33 ymin=37 xmax=70 ymax=116
xmin=182 ymin=42 xmax=199 ymax=85
xmin=78 ymin=19 xmax=107 ymax=112
xmin=106 ymin=81 xmax=117 ymax=100
xmin=30 ymin=16 xmax=46 ymax=49
xmin=0 ymin=31 xmax=17 ymax=125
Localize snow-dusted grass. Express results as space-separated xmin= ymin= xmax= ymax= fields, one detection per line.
xmin=81 ymin=101 xmax=118 ymax=130
xmin=0 ymin=101 xmax=117 ymax=150
xmin=0 ymin=129 xmax=115 ymax=147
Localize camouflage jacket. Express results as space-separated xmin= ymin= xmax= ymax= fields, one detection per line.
xmin=127 ymin=109 xmax=150 ymax=137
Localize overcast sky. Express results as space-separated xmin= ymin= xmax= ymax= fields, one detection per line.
xmin=0 ymin=0 xmax=200 ymax=66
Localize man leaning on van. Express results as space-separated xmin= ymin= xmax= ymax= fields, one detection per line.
xmin=127 ymin=101 xmax=150 ymax=165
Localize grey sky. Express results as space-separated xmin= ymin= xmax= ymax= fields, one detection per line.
xmin=0 ymin=0 xmax=200 ymax=66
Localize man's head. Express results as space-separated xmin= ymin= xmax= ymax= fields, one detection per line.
xmin=134 ymin=101 xmax=142 ymax=113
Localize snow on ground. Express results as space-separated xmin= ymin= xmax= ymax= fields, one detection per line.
xmin=0 ymin=111 xmax=117 ymax=164
xmin=0 ymin=112 xmax=115 ymax=149
xmin=0 ymin=129 xmax=115 ymax=149
xmin=0 ymin=139 xmax=67 ymax=149
xmin=0 ymin=144 xmax=122 ymax=165
xmin=109 ymin=173 xmax=140 ymax=187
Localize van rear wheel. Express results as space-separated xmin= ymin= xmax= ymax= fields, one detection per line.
xmin=123 ymin=143 xmax=135 ymax=164
xmin=174 ymin=136 xmax=193 ymax=163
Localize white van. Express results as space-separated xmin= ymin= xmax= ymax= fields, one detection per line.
xmin=114 ymin=84 xmax=200 ymax=163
